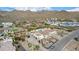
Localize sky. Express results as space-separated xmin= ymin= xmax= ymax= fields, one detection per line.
xmin=0 ymin=0 xmax=79 ymax=12
xmin=0 ymin=0 xmax=79 ymax=7
xmin=0 ymin=7 xmax=79 ymax=12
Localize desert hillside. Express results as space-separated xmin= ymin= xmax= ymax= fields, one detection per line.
xmin=0 ymin=11 xmax=79 ymax=22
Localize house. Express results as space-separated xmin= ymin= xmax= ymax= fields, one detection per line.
xmin=28 ymin=31 xmax=44 ymax=40
xmin=28 ymin=28 xmax=57 ymax=40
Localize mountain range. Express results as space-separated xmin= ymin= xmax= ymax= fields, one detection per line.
xmin=0 ymin=10 xmax=79 ymax=22
xmin=0 ymin=7 xmax=79 ymax=12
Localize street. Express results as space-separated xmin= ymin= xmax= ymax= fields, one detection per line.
xmin=48 ymin=29 xmax=79 ymax=51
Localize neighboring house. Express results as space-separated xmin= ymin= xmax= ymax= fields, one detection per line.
xmin=2 ymin=22 xmax=13 ymax=28
xmin=60 ymin=22 xmax=79 ymax=27
xmin=46 ymin=19 xmax=79 ymax=27
xmin=0 ymin=41 xmax=15 ymax=51
xmin=46 ymin=18 xmax=60 ymax=26
xmin=0 ymin=37 xmax=15 ymax=51
xmin=0 ymin=22 xmax=15 ymax=51
xmin=1 ymin=22 xmax=13 ymax=34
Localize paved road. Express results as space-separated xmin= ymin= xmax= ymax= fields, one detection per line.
xmin=49 ymin=29 xmax=79 ymax=51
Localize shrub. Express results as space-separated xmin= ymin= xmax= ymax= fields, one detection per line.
xmin=28 ymin=43 xmax=32 ymax=48
xmin=33 ymin=45 xmax=40 ymax=50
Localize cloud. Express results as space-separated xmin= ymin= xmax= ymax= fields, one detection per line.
xmin=15 ymin=7 xmax=52 ymax=12
xmin=67 ymin=8 xmax=79 ymax=12
xmin=15 ymin=7 xmax=28 ymax=11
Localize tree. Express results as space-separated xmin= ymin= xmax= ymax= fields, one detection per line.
xmin=74 ymin=37 xmax=79 ymax=41
xmin=0 ymin=38 xmax=3 ymax=41
xmin=31 ymin=23 xmax=37 ymax=27
xmin=44 ymin=23 xmax=50 ymax=28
